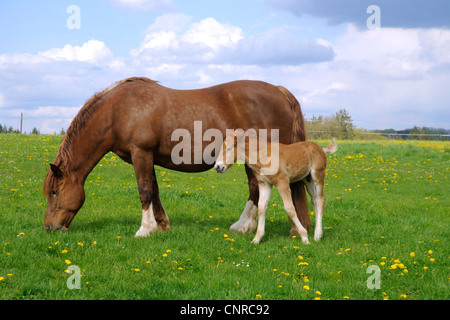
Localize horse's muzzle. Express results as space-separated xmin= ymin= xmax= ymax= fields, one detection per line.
xmin=44 ymin=224 xmax=68 ymax=232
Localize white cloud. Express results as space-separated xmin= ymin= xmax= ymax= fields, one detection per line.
xmin=21 ymin=106 xmax=81 ymax=118
xmin=110 ymin=0 xmax=176 ymax=11
xmin=182 ymin=18 xmax=243 ymax=50
xmin=0 ymin=92 xmax=4 ymax=108
xmin=40 ymin=40 xmax=113 ymax=63
xmin=132 ymin=17 xmax=335 ymax=66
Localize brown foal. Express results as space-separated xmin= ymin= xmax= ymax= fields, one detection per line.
xmin=215 ymin=130 xmax=337 ymax=244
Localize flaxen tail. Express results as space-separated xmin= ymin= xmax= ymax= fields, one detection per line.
xmin=277 ymin=86 xmax=311 ymax=232
xmin=323 ymin=138 xmax=338 ymax=154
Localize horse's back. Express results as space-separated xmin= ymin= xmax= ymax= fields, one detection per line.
xmin=108 ymin=78 xmax=297 ymax=169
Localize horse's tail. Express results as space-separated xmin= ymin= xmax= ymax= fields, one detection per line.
xmin=277 ymin=86 xmax=311 ymax=232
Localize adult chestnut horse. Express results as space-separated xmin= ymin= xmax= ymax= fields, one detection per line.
xmin=43 ymin=77 xmax=310 ymax=237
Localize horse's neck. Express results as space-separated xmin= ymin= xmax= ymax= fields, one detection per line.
xmin=63 ymin=127 xmax=111 ymax=183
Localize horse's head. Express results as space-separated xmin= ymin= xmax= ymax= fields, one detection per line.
xmin=214 ymin=129 xmax=247 ymax=173
xmin=43 ymin=164 xmax=85 ymax=232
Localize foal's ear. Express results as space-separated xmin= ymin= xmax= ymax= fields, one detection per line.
xmin=50 ymin=164 xmax=63 ymax=178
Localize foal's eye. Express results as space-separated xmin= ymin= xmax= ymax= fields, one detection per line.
xmin=51 ymin=190 xmax=58 ymax=197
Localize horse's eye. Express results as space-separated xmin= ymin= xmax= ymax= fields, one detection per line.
xmin=51 ymin=190 xmax=58 ymax=197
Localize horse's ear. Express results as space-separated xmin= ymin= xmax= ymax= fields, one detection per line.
xmin=50 ymin=164 xmax=63 ymax=178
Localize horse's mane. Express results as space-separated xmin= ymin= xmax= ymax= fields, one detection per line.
xmin=44 ymin=77 xmax=157 ymax=196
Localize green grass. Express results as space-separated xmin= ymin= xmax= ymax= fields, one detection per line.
xmin=0 ymin=134 xmax=448 ymax=300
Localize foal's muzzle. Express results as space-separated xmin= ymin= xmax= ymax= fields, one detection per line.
xmin=214 ymin=162 xmax=226 ymax=173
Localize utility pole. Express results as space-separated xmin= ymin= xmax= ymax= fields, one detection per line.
xmin=20 ymin=112 xmax=23 ymax=134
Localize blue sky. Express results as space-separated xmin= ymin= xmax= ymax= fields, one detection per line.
xmin=1 ymin=0 xmax=449 ymax=133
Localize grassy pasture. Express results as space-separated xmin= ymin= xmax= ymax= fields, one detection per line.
xmin=0 ymin=134 xmax=448 ymax=300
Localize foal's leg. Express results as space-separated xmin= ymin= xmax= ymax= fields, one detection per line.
xmin=230 ymin=165 xmax=258 ymax=234
xmin=132 ymin=150 xmax=159 ymax=237
xmin=306 ymin=170 xmax=326 ymax=241
xmin=251 ymin=182 xmax=272 ymax=244
xmin=277 ymin=181 xmax=310 ymax=244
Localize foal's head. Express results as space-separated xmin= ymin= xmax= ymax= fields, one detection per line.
xmin=43 ymin=164 xmax=85 ymax=232
xmin=214 ymin=129 xmax=248 ymax=173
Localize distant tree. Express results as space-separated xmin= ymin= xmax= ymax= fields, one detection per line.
xmin=60 ymin=128 xmax=66 ymax=135
xmin=31 ymin=127 xmax=40 ymax=135
xmin=335 ymin=108 xmax=354 ymax=139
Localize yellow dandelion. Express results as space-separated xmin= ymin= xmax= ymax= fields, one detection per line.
xmin=256 ymin=294 xmax=262 ymax=299
xmin=410 ymin=252 xmax=415 ymax=258
xmin=65 ymin=259 xmax=71 ymax=265
xmin=303 ymin=285 xmax=310 ymax=291
xmin=134 ymin=269 xmax=140 ymax=272
xmin=61 ymin=249 xmax=68 ymax=254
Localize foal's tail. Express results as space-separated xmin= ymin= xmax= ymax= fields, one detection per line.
xmin=323 ymin=138 xmax=338 ymax=154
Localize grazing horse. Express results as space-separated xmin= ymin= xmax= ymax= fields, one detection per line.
xmin=214 ymin=130 xmax=337 ymax=244
xmin=43 ymin=77 xmax=310 ymax=237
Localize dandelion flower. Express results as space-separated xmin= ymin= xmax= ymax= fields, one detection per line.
xmin=134 ymin=269 xmax=140 ymax=272
xmin=256 ymin=294 xmax=262 ymax=299
xmin=303 ymin=285 xmax=310 ymax=291
xmin=65 ymin=259 xmax=71 ymax=265
xmin=410 ymin=252 xmax=415 ymax=258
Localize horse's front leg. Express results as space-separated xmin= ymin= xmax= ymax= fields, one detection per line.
xmin=230 ymin=165 xmax=258 ymax=234
xmin=132 ymin=150 xmax=160 ymax=238
xmin=151 ymin=167 xmax=170 ymax=231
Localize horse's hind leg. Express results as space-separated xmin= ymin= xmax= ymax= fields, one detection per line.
xmin=230 ymin=165 xmax=258 ymax=234
xmin=132 ymin=150 xmax=160 ymax=237
xmin=151 ymin=167 xmax=170 ymax=231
